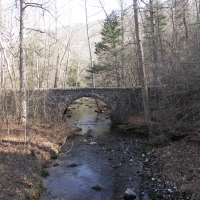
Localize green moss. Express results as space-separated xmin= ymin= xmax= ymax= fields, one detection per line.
xmin=95 ymin=109 xmax=102 ymax=113
xmin=92 ymin=184 xmax=102 ymax=190
xmin=68 ymin=162 xmax=78 ymax=167
xmin=98 ymin=142 xmax=105 ymax=146
xmin=40 ymin=168 xmax=49 ymax=177
xmin=117 ymin=124 xmax=126 ymax=130
xmin=53 ymin=162 xmax=59 ymax=167
xmin=152 ymin=140 xmax=169 ymax=147
xmin=26 ymin=187 xmax=40 ymax=200
xmin=112 ymin=96 xmax=118 ymax=101
xmin=106 ymin=147 xmax=112 ymax=151
xmin=180 ymin=184 xmax=194 ymax=196
xmin=148 ymin=193 xmax=157 ymax=200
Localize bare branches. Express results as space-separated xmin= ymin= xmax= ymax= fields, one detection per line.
xmin=24 ymin=0 xmax=50 ymax=9
xmin=98 ymin=0 xmax=108 ymax=18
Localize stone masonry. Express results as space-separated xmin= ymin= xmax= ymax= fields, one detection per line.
xmin=26 ymin=87 xmax=143 ymax=124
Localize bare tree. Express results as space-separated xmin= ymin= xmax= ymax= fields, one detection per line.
xmin=118 ymin=0 xmax=125 ymax=86
xmin=149 ymin=0 xmax=160 ymax=85
xmin=63 ymin=27 xmax=72 ymax=87
xmin=19 ymin=0 xmax=27 ymax=124
xmin=133 ymin=0 xmax=152 ymax=136
xmin=84 ymin=0 xmax=95 ymax=87
xmin=0 ymin=0 xmax=4 ymax=88
xmin=53 ymin=1 xmax=60 ymax=88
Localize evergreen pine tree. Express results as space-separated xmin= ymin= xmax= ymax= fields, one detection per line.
xmin=88 ymin=11 xmax=122 ymax=86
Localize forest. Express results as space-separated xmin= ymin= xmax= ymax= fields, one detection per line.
xmin=1 ymin=0 xmax=199 ymax=89
xmin=0 ymin=0 xmax=200 ymax=199
xmin=0 ymin=0 xmax=199 ymax=137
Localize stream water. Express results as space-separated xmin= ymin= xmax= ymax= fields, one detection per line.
xmin=40 ymin=98 xmax=149 ymax=200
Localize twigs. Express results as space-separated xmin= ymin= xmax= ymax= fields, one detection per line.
xmin=59 ymin=140 xmax=74 ymax=155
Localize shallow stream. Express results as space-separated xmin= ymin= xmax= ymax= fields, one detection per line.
xmin=40 ymin=98 xmax=149 ymax=200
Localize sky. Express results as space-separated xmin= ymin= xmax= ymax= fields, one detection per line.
xmin=1 ymin=0 xmax=133 ymax=33
xmin=55 ymin=0 xmax=123 ymax=25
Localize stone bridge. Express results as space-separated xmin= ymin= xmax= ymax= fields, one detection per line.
xmin=6 ymin=86 xmax=200 ymax=124
xmin=25 ymin=87 xmax=143 ymax=124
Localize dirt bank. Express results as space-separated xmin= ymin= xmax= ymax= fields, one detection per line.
xmin=0 ymin=122 xmax=77 ymax=199
xmin=141 ymin=133 xmax=200 ymax=200
xmin=122 ymin=116 xmax=200 ymax=199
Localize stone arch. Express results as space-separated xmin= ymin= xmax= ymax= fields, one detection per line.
xmin=63 ymin=92 xmax=114 ymax=118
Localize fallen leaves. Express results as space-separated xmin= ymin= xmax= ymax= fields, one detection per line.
xmin=0 ymin=122 xmax=76 ymax=199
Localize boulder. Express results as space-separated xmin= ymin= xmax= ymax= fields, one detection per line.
xmin=124 ymin=188 xmax=136 ymax=199
xmin=49 ymin=149 xmax=58 ymax=159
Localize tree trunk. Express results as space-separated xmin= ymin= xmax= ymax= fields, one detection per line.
xmin=54 ymin=48 xmax=60 ymax=88
xmin=149 ymin=0 xmax=160 ymax=85
xmin=33 ymin=43 xmax=40 ymax=88
xmin=0 ymin=0 xmax=4 ymax=88
xmin=53 ymin=1 xmax=59 ymax=88
xmin=0 ymin=39 xmax=14 ymax=89
xmin=19 ymin=0 xmax=27 ymax=124
xmin=133 ymin=0 xmax=152 ymax=136
xmin=182 ymin=1 xmax=188 ymax=41
xmin=195 ymin=0 xmax=200 ymax=41
xmin=84 ymin=0 xmax=95 ymax=87
xmin=0 ymin=48 xmax=4 ymax=87
xmin=47 ymin=23 xmax=51 ymax=88
xmin=119 ymin=0 xmax=125 ymax=86
xmin=63 ymin=47 xmax=70 ymax=87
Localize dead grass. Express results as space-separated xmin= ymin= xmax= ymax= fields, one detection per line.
xmin=0 ymin=121 xmax=77 ymax=200
xmin=127 ymin=115 xmax=146 ymax=127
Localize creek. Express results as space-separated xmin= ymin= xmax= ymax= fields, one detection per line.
xmin=40 ymin=98 xmax=149 ymax=200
